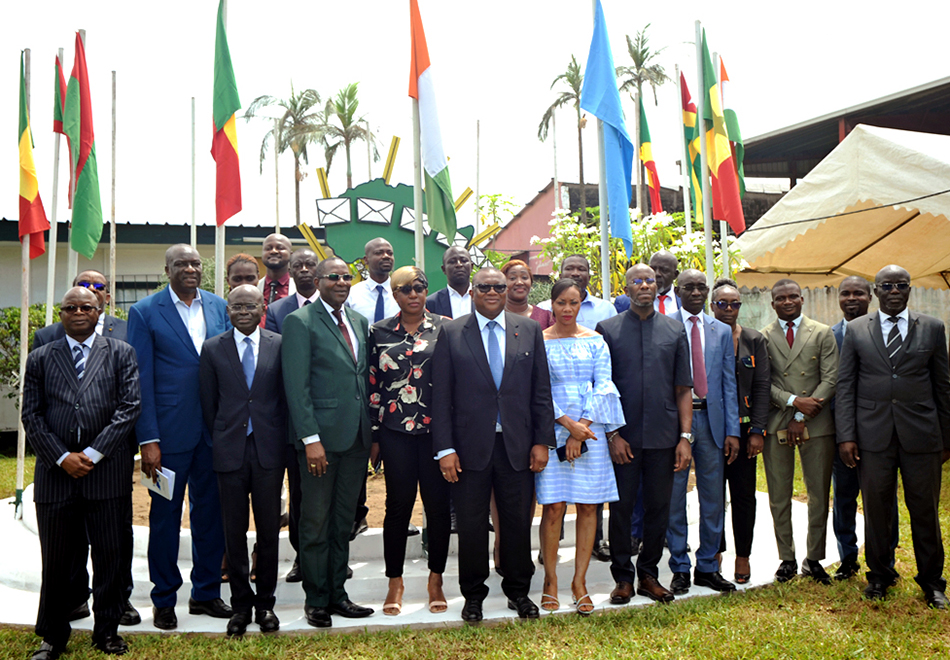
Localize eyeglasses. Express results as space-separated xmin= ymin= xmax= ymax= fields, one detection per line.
xmin=629 ymin=277 xmax=656 ymax=286
xmin=227 ymin=303 xmax=262 ymax=312
xmin=878 ymin=282 xmax=910 ymax=292
xmin=714 ymin=300 xmax=742 ymax=311
xmin=319 ymin=273 xmax=354 ymax=282
xmin=77 ymin=281 xmax=106 ymax=291
xmin=61 ymin=304 xmax=98 ymax=314
xmin=680 ymin=283 xmax=709 ymax=293
xmin=396 ymin=283 xmax=427 ymax=295
xmin=473 ymin=283 xmax=508 ymax=294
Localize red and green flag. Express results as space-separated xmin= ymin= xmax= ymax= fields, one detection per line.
xmin=719 ymin=56 xmax=745 ymax=199
xmin=701 ymin=31 xmax=745 ymax=234
xmin=53 ymin=53 xmax=75 ymax=207
xmin=63 ymin=32 xmax=103 ymax=259
xmin=680 ymin=71 xmax=703 ymax=227
xmin=211 ymin=0 xmax=242 ymax=226
xmin=19 ymin=51 xmax=50 ymax=259
xmin=638 ymin=96 xmax=663 ymax=215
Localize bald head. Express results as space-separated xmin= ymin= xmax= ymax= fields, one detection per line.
xmin=262 ymin=233 xmax=293 ymax=276
xmin=59 ymin=287 xmax=101 ymax=341
xmin=364 ymin=238 xmax=394 ymax=282
xmin=649 ymin=250 xmax=679 ymax=294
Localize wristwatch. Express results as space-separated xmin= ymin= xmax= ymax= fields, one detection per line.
xmin=749 ymin=427 xmax=767 ymax=437
xmin=793 ymin=412 xmax=805 ymax=423
xmin=680 ymin=432 xmax=694 ymax=444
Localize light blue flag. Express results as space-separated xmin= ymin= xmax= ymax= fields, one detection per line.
xmin=579 ymin=0 xmax=634 ymax=257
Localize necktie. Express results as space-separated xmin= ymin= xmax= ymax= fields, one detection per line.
xmin=242 ymin=337 xmax=255 ymax=435
xmin=268 ymin=280 xmax=279 ymax=306
xmin=486 ymin=320 xmax=503 ymax=389
xmin=690 ymin=316 xmax=708 ymax=399
xmin=333 ymin=309 xmax=357 ymax=362
xmin=303 ymin=300 xmax=311 ymax=306
xmin=72 ymin=344 xmax=86 ymax=380
xmin=374 ymin=285 xmax=386 ymax=323
xmin=786 ymin=322 xmax=795 ymax=348
xmin=886 ymin=316 xmax=903 ymax=364
xmin=658 ymin=294 xmax=666 ymax=315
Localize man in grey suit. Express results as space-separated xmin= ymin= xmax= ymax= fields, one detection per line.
xmin=836 ymin=265 xmax=950 ymax=609
xmin=22 ymin=287 xmax=141 ymax=659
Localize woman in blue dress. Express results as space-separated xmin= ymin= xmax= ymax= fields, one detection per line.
xmin=536 ymin=279 xmax=624 ymax=615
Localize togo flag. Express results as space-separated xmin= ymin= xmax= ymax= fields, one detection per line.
xmin=408 ymin=0 xmax=456 ymax=242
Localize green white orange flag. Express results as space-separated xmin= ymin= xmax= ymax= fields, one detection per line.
xmin=19 ymin=52 xmax=50 ymax=259
xmin=719 ymin=56 xmax=745 ymax=199
xmin=408 ymin=0 xmax=457 ymax=242
xmin=680 ymin=71 xmax=703 ymax=227
xmin=63 ymin=32 xmax=103 ymax=259
xmin=701 ymin=31 xmax=745 ymax=234
xmin=211 ymin=0 xmax=241 ymax=226
xmin=638 ymin=96 xmax=663 ymax=215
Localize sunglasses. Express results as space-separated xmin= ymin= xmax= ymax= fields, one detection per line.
xmin=319 ymin=273 xmax=354 ymax=282
xmin=714 ymin=300 xmax=742 ymax=311
xmin=629 ymin=277 xmax=656 ymax=286
xmin=61 ymin=304 xmax=98 ymax=314
xmin=473 ymin=283 xmax=507 ymax=294
xmin=227 ymin=303 xmax=262 ymax=312
xmin=77 ymin=281 xmax=106 ymax=291
xmin=396 ymin=283 xmax=427 ymax=295
xmin=878 ymin=282 xmax=910 ymax=292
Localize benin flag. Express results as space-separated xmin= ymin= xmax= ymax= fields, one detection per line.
xmin=701 ymin=31 xmax=745 ymax=234
xmin=680 ymin=72 xmax=704 ymax=227
xmin=719 ymin=57 xmax=745 ymax=199
xmin=19 ymin=52 xmax=50 ymax=259
xmin=638 ymin=97 xmax=663 ymax=215
xmin=408 ymin=0 xmax=456 ymax=242
xmin=211 ymin=0 xmax=241 ymax=226
xmin=63 ymin=32 xmax=103 ymax=259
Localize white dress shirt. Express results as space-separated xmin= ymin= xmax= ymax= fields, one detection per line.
xmin=655 ymin=291 xmax=680 ymax=316
xmin=168 ymin=287 xmax=206 ymax=355
xmin=448 ymin=286 xmax=472 ymax=318
xmin=56 ymin=333 xmax=104 ymax=466
xmin=345 ymin=277 xmax=399 ymax=323
xmin=234 ymin=326 xmax=260 ymax=364
xmin=295 ymin=289 xmax=320 ymax=308
xmin=879 ymin=308 xmax=909 ymax=341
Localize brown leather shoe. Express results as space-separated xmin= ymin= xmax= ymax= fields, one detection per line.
xmin=637 ymin=574 xmax=675 ymax=603
xmin=610 ymin=581 xmax=634 ymax=604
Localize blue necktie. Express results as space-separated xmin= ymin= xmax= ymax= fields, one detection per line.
xmin=242 ymin=337 xmax=255 ymax=435
xmin=72 ymin=344 xmax=86 ymax=380
xmin=487 ymin=321 xmax=503 ymax=427
xmin=374 ymin=285 xmax=386 ymax=323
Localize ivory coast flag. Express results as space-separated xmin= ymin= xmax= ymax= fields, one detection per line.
xmin=19 ymin=52 xmax=50 ymax=259
xmin=638 ymin=97 xmax=663 ymax=215
xmin=701 ymin=31 xmax=745 ymax=234
xmin=680 ymin=71 xmax=703 ymax=227
xmin=408 ymin=0 xmax=456 ymax=242
xmin=63 ymin=32 xmax=103 ymax=259
xmin=211 ymin=0 xmax=241 ymax=226
xmin=719 ymin=57 xmax=745 ymax=199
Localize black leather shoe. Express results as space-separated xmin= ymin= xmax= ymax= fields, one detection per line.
xmin=67 ymin=600 xmax=90 ymax=622
xmin=91 ymin=633 xmax=128 ymax=655
xmin=636 ymin=574 xmax=675 ymax=603
xmin=119 ymin=600 xmax=141 ymax=626
xmin=255 ymin=609 xmax=280 ymax=632
xmin=461 ymin=598 xmax=483 ymax=623
xmin=775 ymin=560 xmax=798 ymax=583
xmin=670 ymin=572 xmax=691 ymax=594
xmin=801 ymin=558 xmax=832 ymax=585
xmin=407 ymin=523 xmax=421 ymax=536
xmin=924 ymin=589 xmax=949 ymax=610
xmin=592 ymin=540 xmax=611 ymax=563
xmin=226 ymin=611 xmax=250 ymax=637
xmin=152 ymin=606 xmax=177 ymax=630
xmin=188 ymin=597 xmax=233 ymax=618
xmin=350 ymin=517 xmax=369 ymax=541
xmin=695 ymin=570 xmax=737 ymax=592
xmin=286 ymin=559 xmax=302 ymax=583
xmin=329 ymin=599 xmax=374 ymax=618
xmin=304 ymin=605 xmax=332 ymax=628
xmin=864 ymin=582 xmax=889 ymax=601
xmin=507 ymin=596 xmax=540 ymax=619
xmin=834 ymin=558 xmax=860 ymax=581
xmin=31 ymin=641 xmax=65 ymax=660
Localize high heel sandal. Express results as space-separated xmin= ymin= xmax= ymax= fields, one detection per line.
xmin=573 ymin=593 xmax=594 ymax=616
xmin=540 ymin=593 xmax=560 ymax=612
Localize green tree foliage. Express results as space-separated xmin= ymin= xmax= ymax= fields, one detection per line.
xmin=322 ymin=83 xmax=379 ymax=190
xmin=0 ymin=304 xmax=56 ymax=401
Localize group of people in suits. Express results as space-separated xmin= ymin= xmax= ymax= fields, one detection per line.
xmin=22 ymin=233 xmax=949 ymax=657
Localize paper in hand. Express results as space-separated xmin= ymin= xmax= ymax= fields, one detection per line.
xmin=141 ymin=466 xmax=176 ymax=501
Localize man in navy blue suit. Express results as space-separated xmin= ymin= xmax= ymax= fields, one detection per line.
xmin=128 ymin=244 xmax=231 ymax=630
xmin=666 ymin=269 xmax=740 ymax=594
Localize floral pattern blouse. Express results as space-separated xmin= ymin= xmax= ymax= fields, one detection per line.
xmin=368 ymin=311 xmax=444 ymax=435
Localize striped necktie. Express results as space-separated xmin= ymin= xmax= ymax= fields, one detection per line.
xmin=73 ymin=344 xmax=86 ymax=380
xmin=886 ymin=316 xmax=903 ymax=365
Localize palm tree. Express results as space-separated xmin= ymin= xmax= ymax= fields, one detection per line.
xmin=538 ymin=56 xmax=588 ymax=224
xmin=321 ymin=82 xmax=379 ymax=190
xmin=244 ymin=85 xmax=325 ymax=225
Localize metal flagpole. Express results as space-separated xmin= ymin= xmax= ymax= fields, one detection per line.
xmin=412 ymin=99 xmax=424 ymax=266
xmin=67 ymin=30 xmax=86 ymax=285
xmin=45 ymin=48 xmax=64 ymax=326
xmin=110 ymin=71 xmax=116 ymax=318
xmin=365 ymin=119 xmax=372 ymax=181
xmin=714 ymin=52 xmax=729 ymax=279
xmin=475 ymin=119 xmax=481 ymax=233
xmin=273 ymin=117 xmax=279 ymax=232
xmin=16 ymin=49 xmax=33 ymax=518
xmin=675 ymin=64 xmax=692 ymax=235
xmin=191 ymin=97 xmax=196 ymax=248
xmin=696 ymin=21 xmax=714 ymax=291
xmin=594 ymin=1 xmax=609 ymax=298
xmin=215 ymin=3 xmax=227 ymax=297
xmin=634 ymin=88 xmax=643 ymax=218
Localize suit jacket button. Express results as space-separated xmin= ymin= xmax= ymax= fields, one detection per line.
xmin=892 ymin=399 xmax=897 ymax=404
xmin=75 ymin=403 xmax=80 ymax=409
xmin=783 ymin=372 xmax=788 ymax=376
xmin=892 ymin=374 xmax=898 ymax=379
xmin=802 ymin=391 xmax=807 ymax=395
xmin=243 ymin=423 xmax=248 ymax=428
xmin=248 ymin=399 xmax=253 ymax=403
xmin=801 ymin=371 xmax=805 ymax=376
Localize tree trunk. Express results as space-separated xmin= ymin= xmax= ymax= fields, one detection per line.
xmin=345 ymin=140 xmax=353 ymax=190
xmin=576 ymin=106 xmax=586 ymax=224
xmin=294 ymin=155 xmax=301 ymax=226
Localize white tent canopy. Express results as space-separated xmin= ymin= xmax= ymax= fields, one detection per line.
xmin=734 ymin=124 xmax=950 ymax=290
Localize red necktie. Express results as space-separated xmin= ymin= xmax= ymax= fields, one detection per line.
xmin=658 ymin=294 xmax=666 ymax=315
xmin=786 ymin=322 xmax=794 ymax=348
xmin=333 ymin=309 xmax=357 ymax=362
xmin=690 ymin=316 xmax=708 ymax=399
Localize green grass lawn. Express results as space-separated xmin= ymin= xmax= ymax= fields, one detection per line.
xmin=1 ymin=456 xmax=948 ymax=659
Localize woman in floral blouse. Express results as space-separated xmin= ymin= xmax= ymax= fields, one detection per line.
xmin=368 ymin=265 xmax=450 ymax=616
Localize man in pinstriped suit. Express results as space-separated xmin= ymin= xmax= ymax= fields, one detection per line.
xmin=22 ymin=287 xmax=141 ymax=659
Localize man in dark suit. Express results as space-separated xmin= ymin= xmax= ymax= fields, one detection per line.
xmin=33 ymin=270 xmax=127 ymax=347
xmin=200 ymin=285 xmax=286 ymax=635
xmin=596 ymin=264 xmax=693 ymax=605
xmin=432 ymin=267 xmax=555 ymax=623
xmin=127 ymin=244 xmax=232 ymax=630
xmin=837 ymin=265 xmax=950 ymax=608
xmin=23 ymin=287 xmax=141 ymax=659
xmin=426 ymin=246 xmax=472 ymax=318
xmin=282 ymin=256 xmax=375 ymax=628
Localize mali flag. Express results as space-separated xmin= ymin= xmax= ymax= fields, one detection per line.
xmin=680 ymin=71 xmax=703 ymax=227
xmin=63 ymin=33 xmax=102 ymax=259
xmin=638 ymin=97 xmax=663 ymax=215
xmin=19 ymin=51 xmax=50 ymax=259
xmin=211 ymin=0 xmax=241 ymax=226
xmin=701 ymin=31 xmax=745 ymax=234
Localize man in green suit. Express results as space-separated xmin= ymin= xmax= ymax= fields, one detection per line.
xmin=281 ymin=257 xmax=374 ymax=628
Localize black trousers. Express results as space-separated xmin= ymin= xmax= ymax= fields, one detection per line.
xmin=860 ymin=435 xmax=945 ymax=591
xmin=378 ymin=426 xmax=451 ymax=577
xmin=286 ymin=443 xmax=302 ymax=559
xmin=454 ymin=433 xmax=535 ymax=601
xmin=721 ymin=425 xmax=758 ymax=557
xmin=36 ymin=494 xmax=128 ymax=645
xmin=217 ymin=434 xmax=283 ymax=613
xmin=609 ymin=447 xmax=676 ymax=582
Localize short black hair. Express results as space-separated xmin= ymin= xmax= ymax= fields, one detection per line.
xmin=771 ymin=278 xmax=800 ymax=298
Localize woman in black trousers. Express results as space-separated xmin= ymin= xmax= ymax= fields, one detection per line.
xmin=712 ymin=278 xmax=770 ymax=583
xmin=369 ymin=266 xmax=451 ymax=615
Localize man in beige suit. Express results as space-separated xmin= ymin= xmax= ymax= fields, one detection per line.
xmin=762 ymin=279 xmax=838 ymax=585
